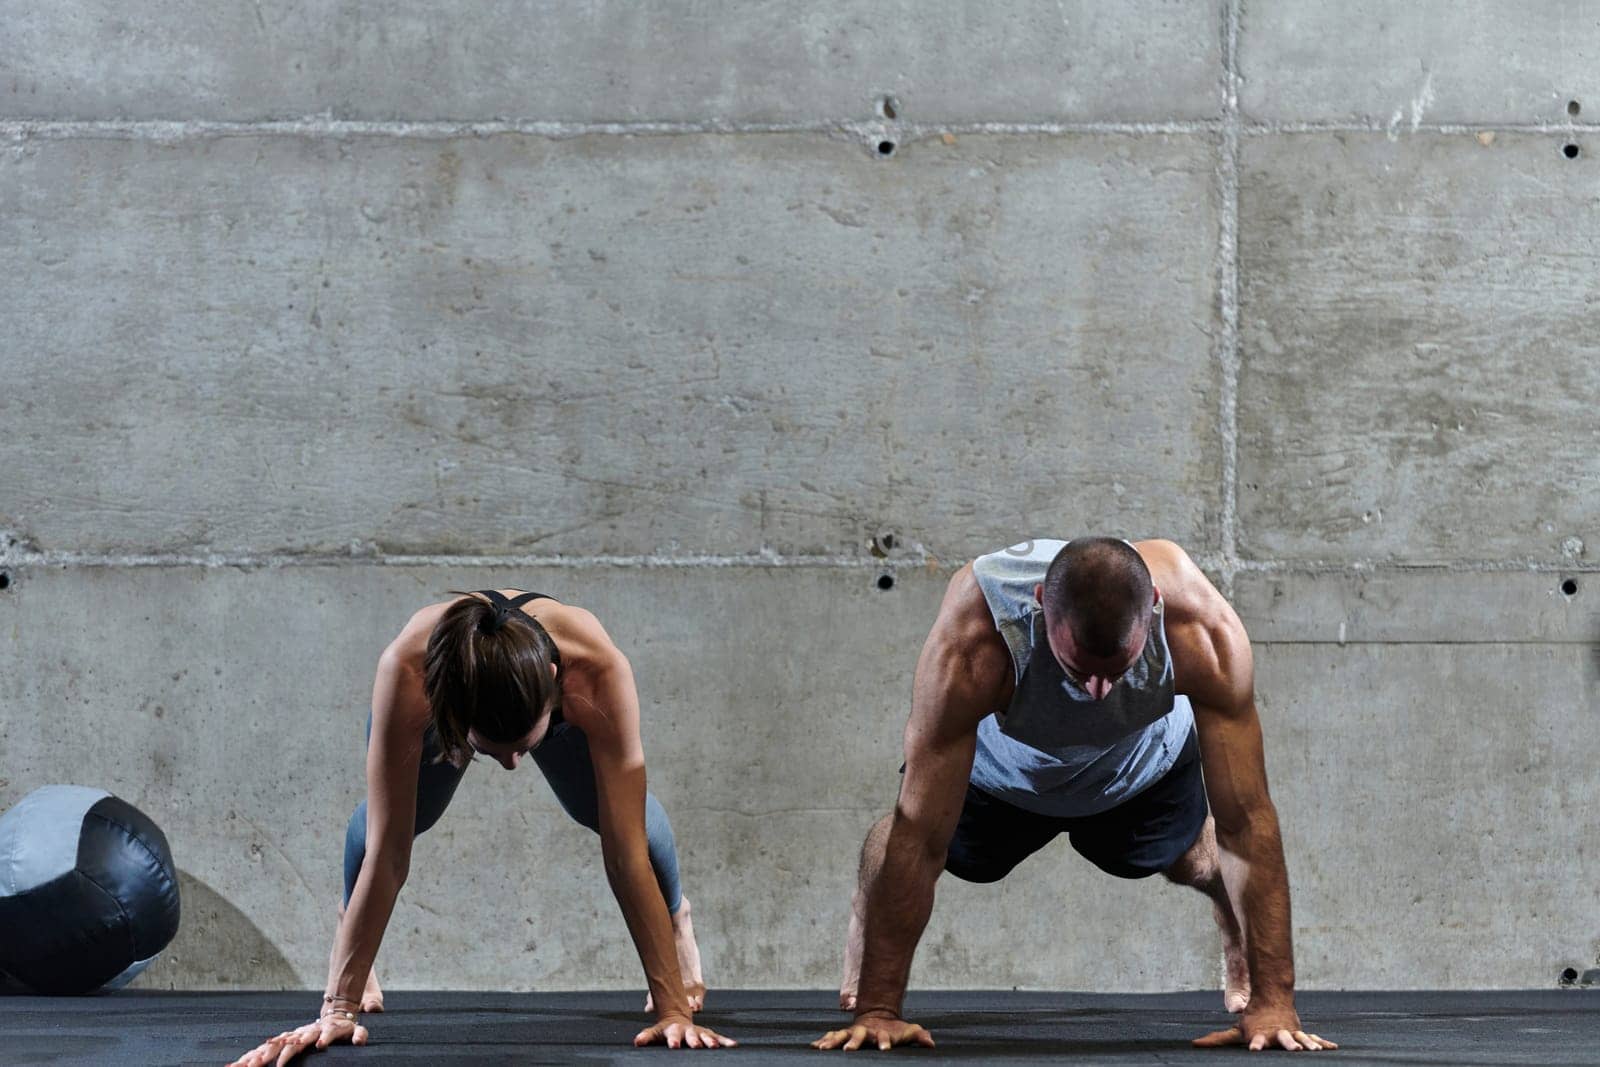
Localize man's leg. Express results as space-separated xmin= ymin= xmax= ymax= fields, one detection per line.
xmin=840 ymin=783 xmax=1061 ymax=1011
xmin=1162 ymin=815 xmax=1250 ymax=1013
xmin=839 ymin=814 xmax=893 ymax=1011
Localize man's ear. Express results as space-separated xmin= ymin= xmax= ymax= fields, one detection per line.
xmin=1033 ymin=582 xmax=1045 ymax=606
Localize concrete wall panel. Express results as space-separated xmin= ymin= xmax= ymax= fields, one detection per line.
xmin=1256 ymin=641 xmax=1600 ymax=988
xmin=2 ymin=133 xmax=1222 ymax=561
xmin=1237 ymin=133 xmax=1600 ymax=564
xmin=2 ymin=1 xmax=1223 ymax=124
xmin=1240 ymin=1 xmax=1600 ymax=125
xmin=1235 ymin=571 xmax=1598 ymax=645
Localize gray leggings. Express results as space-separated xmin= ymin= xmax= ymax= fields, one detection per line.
xmin=342 ymin=717 xmax=683 ymax=914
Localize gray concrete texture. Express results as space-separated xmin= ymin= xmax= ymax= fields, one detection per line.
xmin=1238 ymin=132 xmax=1600 ymax=564
xmin=1239 ymin=2 xmax=1600 ymax=126
xmin=2 ymin=133 xmax=1221 ymax=560
xmin=2 ymin=0 xmax=1597 ymax=994
xmin=1 ymin=1 xmax=1224 ymax=123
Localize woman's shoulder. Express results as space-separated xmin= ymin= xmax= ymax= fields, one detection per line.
xmin=532 ymin=600 xmax=621 ymax=667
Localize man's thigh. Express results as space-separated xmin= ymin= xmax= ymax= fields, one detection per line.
xmin=1066 ymin=731 xmax=1208 ymax=880
xmin=942 ymin=783 xmax=1069 ymax=884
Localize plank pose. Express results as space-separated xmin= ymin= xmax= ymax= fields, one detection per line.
xmin=231 ymin=590 xmax=733 ymax=1065
xmin=819 ymin=538 xmax=1335 ymax=1053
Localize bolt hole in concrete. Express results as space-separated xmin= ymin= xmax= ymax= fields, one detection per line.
xmin=0 ymin=571 xmax=10 ymax=591
xmin=1564 ymin=142 xmax=1581 ymax=159
xmin=1560 ymin=577 xmax=1579 ymax=597
xmin=1561 ymin=967 xmax=1580 ymax=985
xmin=877 ymin=140 xmax=896 ymax=157
xmin=876 ymin=573 xmax=895 ymax=591
xmin=878 ymin=95 xmax=899 ymax=120
xmin=1569 ymin=99 xmax=1582 ymax=117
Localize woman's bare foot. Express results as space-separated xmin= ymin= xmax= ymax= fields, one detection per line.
xmin=645 ymin=897 xmax=707 ymax=1013
xmin=361 ymin=965 xmax=386 ymax=1013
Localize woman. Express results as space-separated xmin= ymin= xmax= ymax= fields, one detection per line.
xmin=229 ymin=589 xmax=734 ymax=1065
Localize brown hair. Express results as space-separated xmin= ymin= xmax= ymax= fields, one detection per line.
xmin=1041 ymin=538 xmax=1155 ymax=658
xmin=423 ymin=593 xmax=561 ymax=765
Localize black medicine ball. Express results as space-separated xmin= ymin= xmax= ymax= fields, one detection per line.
xmin=0 ymin=785 xmax=181 ymax=994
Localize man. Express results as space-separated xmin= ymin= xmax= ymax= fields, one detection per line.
xmin=817 ymin=538 xmax=1335 ymax=1053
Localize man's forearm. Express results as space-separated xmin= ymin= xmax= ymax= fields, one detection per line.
xmin=603 ymin=844 xmax=689 ymax=1018
xmin=853 ymin=819 xmax=943 ymax=1019
xmin=1219 ymin=805 xmax=1296 ymax=1003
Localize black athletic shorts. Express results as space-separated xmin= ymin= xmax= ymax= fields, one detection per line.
xmin=941 ymin=728 xmax=1207 ymax=883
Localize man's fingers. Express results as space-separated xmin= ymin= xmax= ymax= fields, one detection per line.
xmin=1304 ymin=1032 xmax=1336 ymax=1050
xmin=1293 ymin=1030 xmax=1333 ymax=1051
xmin=812 ymin=1029 xmax=848 ymax=1049
xmin=1192 ymin=1026 xmax=1244 ymax=1047
xmin=843 ymin=1025 xmax=867 ymax=1051
xmin=695 ymin=1027 xmax=734 ymax=1049
xmin=913 ymin=1027 xmax=936 ymax=1049
xmin=1249 ymin=1031 xmax=1268 ymax=1051
xmin=1275 ymin=1029 xmax=1303 ymax=1051
xmin=878 ymin=1033 xmax=892 ymax=1051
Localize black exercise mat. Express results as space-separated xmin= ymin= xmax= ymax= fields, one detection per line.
xmin=3 ymin=989 xmax=1595 ymax=1066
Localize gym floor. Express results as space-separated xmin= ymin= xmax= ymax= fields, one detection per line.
xmin=5 ymin=989 xmax=1594 ymax=1066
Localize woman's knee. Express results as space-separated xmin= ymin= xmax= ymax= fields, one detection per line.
xmin=644 ymin=793 xmax=676 ymax=849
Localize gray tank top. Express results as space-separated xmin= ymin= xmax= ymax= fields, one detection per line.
xmin=968 ymin=539 xmax=1195 ymax=817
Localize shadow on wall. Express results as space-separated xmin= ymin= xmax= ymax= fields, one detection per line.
xmin=129 ymin=870 xmax=300 ymax=990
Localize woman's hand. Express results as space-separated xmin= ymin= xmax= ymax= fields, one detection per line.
xmin=227 ymin=1013 xmax=369 ymax=1067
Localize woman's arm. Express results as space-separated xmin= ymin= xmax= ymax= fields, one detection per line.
xmin=229 ymin=642 xmax=429 ymax=1067
xmin=325 ymin=644 xmax=427 ymax=1003
xmin=561 ymin=613 xmax=734 ymax=1050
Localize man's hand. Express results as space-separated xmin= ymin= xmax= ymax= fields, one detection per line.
xmin=634 ymin=1014 xmax=737 ymax=1049
xmin=228 ymin=1015 xmax=368 ymax=1067
xmin=811 ymin=1012 xmax=936 ymax=1051
xmin=1193 ymin=1002 xmax=1337 ymax=1052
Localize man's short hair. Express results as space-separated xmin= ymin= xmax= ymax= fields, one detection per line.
xmin=1041 ymin=538 xmax=1154 ymax=658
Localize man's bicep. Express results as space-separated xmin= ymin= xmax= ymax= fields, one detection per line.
xmin=896 ymin=649 xmax=994 ymax=852
xmin=896 ymin=727 xmax=978 ymax=857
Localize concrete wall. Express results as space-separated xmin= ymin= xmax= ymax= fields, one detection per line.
xmin=1 ymin=1 xmax=1595 ymax=995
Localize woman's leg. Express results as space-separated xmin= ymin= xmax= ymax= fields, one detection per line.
xmin=530 ymin=721 xmax=701 ymax=1009
xmin=342 ymin=721 xmax=468 ymax=904
xmin=528 ymin=722 xmax=683 ymax=913
xmin=338 ymin=720 xmax=467 ymax=1011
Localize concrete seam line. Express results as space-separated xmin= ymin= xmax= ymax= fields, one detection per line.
xmin=2 ymin=119 xmax=1587 ymax=142
xmin=0 ymin=551 xmax=1592 ymax=576
xmin=0 ymin=118 xmax=1220 ymax=142
xmin=1216 ymin=0 xmax=1242 ymax=596
xmin=0 ymin=550 xmax=914 ymax=570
